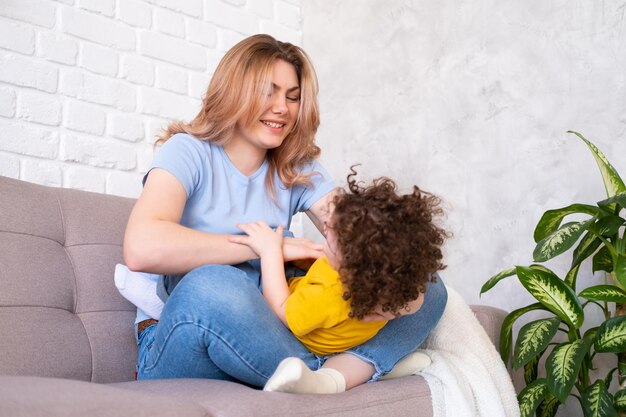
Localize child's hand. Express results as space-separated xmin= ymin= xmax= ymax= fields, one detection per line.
xmin=230 ymin=222 xmax=284 ymax=259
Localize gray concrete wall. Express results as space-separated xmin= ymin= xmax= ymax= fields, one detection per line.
xmin=302 ymin=0 xmax=626 ymax=312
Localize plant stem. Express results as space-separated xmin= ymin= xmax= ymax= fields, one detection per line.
xmin=616 ymin=301 xmax=626 ymax=388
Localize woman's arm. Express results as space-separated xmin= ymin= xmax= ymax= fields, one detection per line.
xmin=124 ymin=168 xmax=262 ymax=274
xmin=125 ymin=168 xmax=328 ymax=275
xmin=305 ymin=188 xmax=338 ymax=236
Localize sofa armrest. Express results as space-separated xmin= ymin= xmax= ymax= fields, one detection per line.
xmin=470 ymin=304 xmax=506 ymax=349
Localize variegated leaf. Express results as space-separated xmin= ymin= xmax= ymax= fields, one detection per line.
xmin=529 ymin=264 xmax=555 ymax=274
xmin=546 ymin=340 xmax=588 ymax=403
xmin=572 ymin=232 xmax=601 ymax=269
xmin=581 ymin=379 xmax=617 ymax=417
xmin=518 ymin=378 xmax=548 ymax=417
xmin=595 ymin=315 xmax=626 ymax=353
xmin=516 ymin=266 xmax=584 ymax=328
xmin=598 ymin=192 xmax=626 ymax=212
xmin=614 ymin=389 xmax=626 ymax=411
xmin=514 ymin=318 xmax=560 ymax=369
xmin=524 ymin=353 xmax=540 ymax=385
xmin=593 ymin=246 xmax=614 ymax=274
xmin=500 ymin=303 xmax=546 ymax=365
xmin=537 ymin=392 xmax=560 ymax=417
xmin=570 ymin=130 xmax=626 ymax=198
xmin=481 ymin=267 xmax=516 ymax=295
xmin=588 ymin=215 xmax=625 ymax=237
xmin=533 ymin=203 xmax=599 ymax=243
xmin=565 ymin=263 xmax=581 ymax=291
xmin=533 ymin=220 xmax=593 ymax=262
xmin=615 ymin=255 xmax=626 ymax=289
xmin=579 ymin=285 xmax=626 ymax=303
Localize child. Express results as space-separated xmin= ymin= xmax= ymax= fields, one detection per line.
xmin=229 ymin=169 xmax=448 ymax=394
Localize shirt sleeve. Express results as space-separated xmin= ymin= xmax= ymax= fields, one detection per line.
xmin=142 ymin=133 xmax=208 ymax=198
xmin=285 ymin=262 xmax=345 ymax=337
xmin=291 ymin=160 xmax=336 ymax=213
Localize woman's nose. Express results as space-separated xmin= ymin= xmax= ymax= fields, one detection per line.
xmin=272 ymin=95 xmax=288 ymax=114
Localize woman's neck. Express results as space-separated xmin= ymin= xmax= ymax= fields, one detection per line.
xmin=222 ymin=140 xmax=267 ymax=177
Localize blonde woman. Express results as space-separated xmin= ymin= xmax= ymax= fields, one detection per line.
xmin=121 ymin=34 xmax=447 ymax=388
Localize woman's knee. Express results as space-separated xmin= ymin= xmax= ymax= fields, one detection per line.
xmin=425 ymin=273 xmax=448 ymax=316
xmin=168 ymin=265 xmax=259 ymax=312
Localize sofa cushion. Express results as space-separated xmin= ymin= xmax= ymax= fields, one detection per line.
xmin=0 ymin=176 xmax=138 ymax=383
xmin=0 ymin=376 xmax=210 ymax=417
xmin=113 ymin=377 xmax=432 ymax=417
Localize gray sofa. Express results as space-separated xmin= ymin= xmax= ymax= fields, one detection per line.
xmin=0 ymin=175 xmax=508 ymax=417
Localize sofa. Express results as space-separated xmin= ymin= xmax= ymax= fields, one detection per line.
xmin=0 ymin=175 xmax=508 ymax=417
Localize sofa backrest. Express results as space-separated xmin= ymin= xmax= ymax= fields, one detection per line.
xmin=0 ymin=176 xmax=138 ymax=383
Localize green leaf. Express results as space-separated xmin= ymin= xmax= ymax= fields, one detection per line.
xmin=537 ymin=392 xmax=560 ymax=417
xmin=533 ymin=220 xmax=594 ymax=262
xmin=579 ymin=285 xmax=626 ymax=303
xmin=524 ymin=353 xmax=540 ymax=385
xmin=588 ymin=215 xmax=626 ymax=237
xmin=595 ymin=315 xmax=626 ymax=353
xmin=570 ymin=130 xmax=626 ymax=198
xmin=581 ymin=379 xmax=617 ymax=417
xmin=598 ymin=192 xmax=626 ymax=212
xmin=516 ymin=266 xmax=584 ymax=328
xmin=565 ymin=263 xmax=581 ymax=291
xmin=513 ymin=318 xmax=561 ymax=369
xmin=615 ymin=255 xmax=626 ymax=289
xmin=534 ymin=203 xmax=599 ymax=243
xmin=572 ymin=232 xmax=602 ymax=268
xmin=546 ymin=340 xmax=589 ymax=403
xmin=481 ymin=267 xmax=516 ymax=295
xmin=614 ymin=389 xmax=626 ymax=411
xmin=518 ymin=378 xmax=548 ymax=417
xmin=500 ymin=303 xmax=546 ymax=365
xmin=593 ymin=246 xmax=614 ymax=274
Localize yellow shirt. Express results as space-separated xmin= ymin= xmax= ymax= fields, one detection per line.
xmin=285 ymin=256 xmax=387 ymax=356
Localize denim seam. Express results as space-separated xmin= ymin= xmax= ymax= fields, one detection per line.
xmin=143 ymin=321 xmax=270 ymax=379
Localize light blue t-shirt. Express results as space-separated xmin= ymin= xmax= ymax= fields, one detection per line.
xmin=135 ymin=133 xmax=335 ymax=323
xmin=149 ymin=133 xmax=335 ymax=233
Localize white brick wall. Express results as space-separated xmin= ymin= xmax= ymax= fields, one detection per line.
xmin=0 ymin=0 xmax=302 ymax=197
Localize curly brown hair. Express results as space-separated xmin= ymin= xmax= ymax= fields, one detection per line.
xmin=331 ymin=167 xmax=449 ymax=320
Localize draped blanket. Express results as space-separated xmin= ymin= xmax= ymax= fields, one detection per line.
xmin=419 ymin=287 xmax=520 ymax=417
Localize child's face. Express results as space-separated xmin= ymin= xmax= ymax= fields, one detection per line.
xmin=323 ymin=222 xmax=341 ymax=270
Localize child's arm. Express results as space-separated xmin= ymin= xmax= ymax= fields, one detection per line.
xmin=229 ymin=222 xmax=290 ymax=326
xmin=361 ymin=294 xmax=425 ymax=322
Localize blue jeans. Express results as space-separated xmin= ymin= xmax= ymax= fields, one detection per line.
xmin=136 ymin=265 xmax=447 ymax=386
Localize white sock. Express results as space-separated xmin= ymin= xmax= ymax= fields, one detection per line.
xmin=263 ymin=357 xmax=346 ymax=394
xmin=114 ymin=264 xmax=164 ymax=320
xmin=380 ymin=351 xmax=432 ymax=380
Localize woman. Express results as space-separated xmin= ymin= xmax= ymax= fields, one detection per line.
xmin=123 ymin=34 xmax=447 ymax=388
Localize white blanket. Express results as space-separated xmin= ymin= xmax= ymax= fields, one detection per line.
xmin=419 ymin=286 xmax=520 ymax=417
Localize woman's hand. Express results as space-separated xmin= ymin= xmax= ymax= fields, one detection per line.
xmin=282 ymin=237 xmax=324 ymax=263
xmin=230 ymin=222 xmax=284 ymax=259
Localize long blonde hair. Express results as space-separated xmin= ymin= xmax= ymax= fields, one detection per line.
xmin=157 ymin=34 xmax=321 ymax=190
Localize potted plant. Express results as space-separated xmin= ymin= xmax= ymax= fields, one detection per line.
xmin=481 ymin=131 xmax=626 ymax=417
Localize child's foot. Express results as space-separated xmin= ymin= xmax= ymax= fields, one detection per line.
xmin=379 ymin=351 xmax=432 ymax=380
xmin=263 ymin=357 xmax=346 ymax=394
xmin=114 ymin=264 xmax=164 ymax=320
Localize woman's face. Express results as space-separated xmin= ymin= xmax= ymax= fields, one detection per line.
xmin=233 ymin=59 xmax=301 ymax=152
